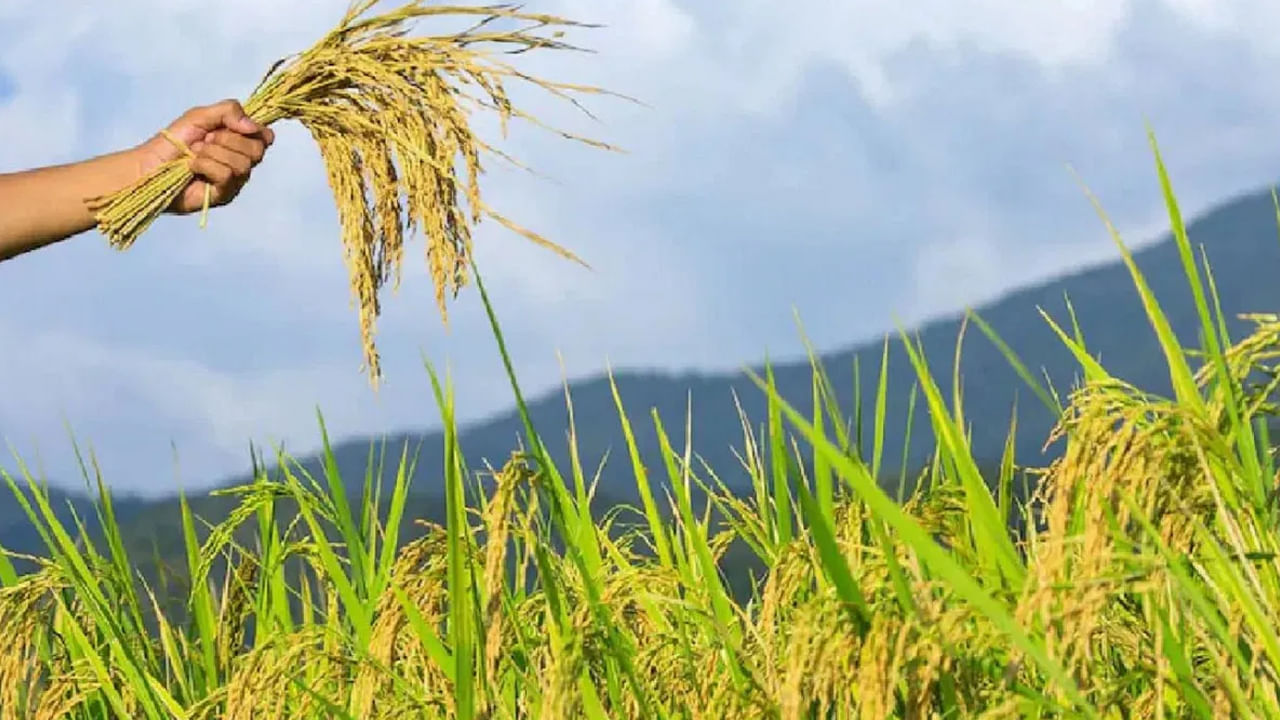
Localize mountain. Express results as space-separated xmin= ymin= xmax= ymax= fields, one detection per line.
xmin=6 ymin=184 xmax=1280 ymax=563
xmin=0 ymin=480 xmax=155 ymax=574
xmin=190 ymin=184 xmax=1279 ymax=504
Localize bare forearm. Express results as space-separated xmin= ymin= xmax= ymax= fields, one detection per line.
xmin=0 ymin=148 xmax=144 ymax=262
xmin=0 ymin=100 xmax=273 ymax=264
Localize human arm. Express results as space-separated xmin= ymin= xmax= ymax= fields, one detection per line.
xmin=0 ymin=99 xmax=275 ymax=263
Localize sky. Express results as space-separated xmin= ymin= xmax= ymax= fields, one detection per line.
xmin=3 ymin=0 xmax=1280 ymax=496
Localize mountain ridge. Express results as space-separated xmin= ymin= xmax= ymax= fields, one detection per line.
xmin=5 ymin=181 xmax=1280 ymax=559
xmin=264 ymin=182 xmax=1280 ymax=489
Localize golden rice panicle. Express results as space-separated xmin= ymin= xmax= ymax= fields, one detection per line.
xmin=314 ymin=130 xmax=384 ymax=381
xmin=87 ymin=1 xmax=622 ymax=386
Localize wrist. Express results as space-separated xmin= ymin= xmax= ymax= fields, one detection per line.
xmin=108 ymin=144 xmax=157 ymax=200
xmin=129 ymin=134 xmax=188 ymax=215
xmin=132 ymin=132 xmax=175 ymax=176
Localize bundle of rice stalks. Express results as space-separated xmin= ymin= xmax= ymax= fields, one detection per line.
xmin=87 ymin=0 xmax=619 ymax=384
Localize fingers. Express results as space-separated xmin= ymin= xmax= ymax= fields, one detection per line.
xmin=204 ymin=128 xmax=269 ymax=164
xmin=189 ymin=155 xmax=236 ymax=193
xmin=164 ymin=99 xmax=277 ymax=213
xmin=185 ymin=126 xmax=273 ymax=208
xmin=155 ymin=99 xmax=274 ymax=164
xmin=184 ymin=98 xmax=262 ymax=136
xmin=188 ymin=151 xmax=248 ymax=208
xmin=202 ymin=138 xmax=254 ymax=176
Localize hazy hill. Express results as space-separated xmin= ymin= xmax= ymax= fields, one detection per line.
xmin=175 ymin=184 xmax=1278 ymax=512
xmin=5 ymin=184 xmax=1280 ymax=560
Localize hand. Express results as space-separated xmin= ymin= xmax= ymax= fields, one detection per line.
xmin=134 ymin=99 xmax=276 ymax=215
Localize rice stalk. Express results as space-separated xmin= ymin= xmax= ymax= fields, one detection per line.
xmin=86 ymin=0 xmax=621 ymax=385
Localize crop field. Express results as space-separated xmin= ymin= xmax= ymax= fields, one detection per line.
xmin=4 ymin=137 xmax=1280 ymax=718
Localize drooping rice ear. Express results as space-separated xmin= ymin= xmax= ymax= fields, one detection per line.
xmin=315 ymin=129 xmax=383 ymax=383
xmin=87 ymin=2 xmax=624 ymax=386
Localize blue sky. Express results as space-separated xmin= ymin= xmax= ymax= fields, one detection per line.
xmin=3 ymin=0 xmax=1280 ymax=495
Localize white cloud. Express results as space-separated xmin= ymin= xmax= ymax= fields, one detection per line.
xmin=665 ymin=0 xmax=1135 ymax=111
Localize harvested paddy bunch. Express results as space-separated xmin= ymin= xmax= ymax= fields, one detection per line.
xmin=86 ymin=0 xmax=616 ymax=385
